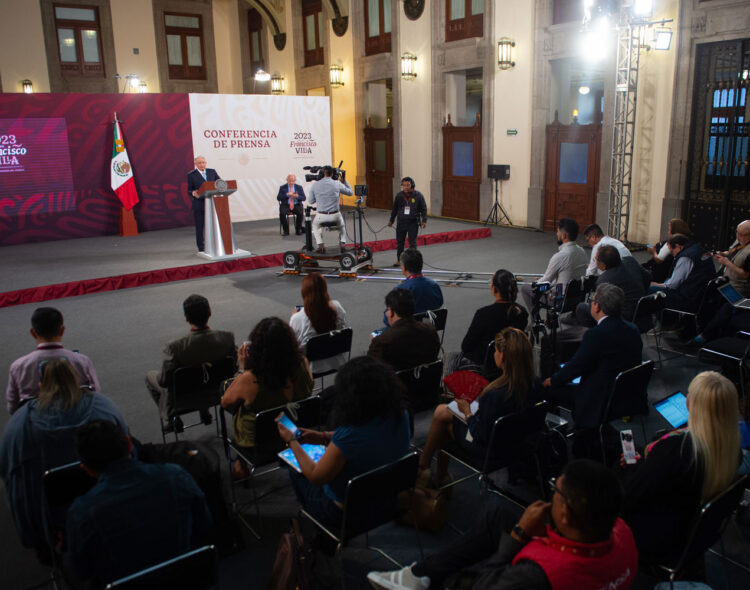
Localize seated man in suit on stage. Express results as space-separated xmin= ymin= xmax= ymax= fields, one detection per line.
xmin=543 ymin=283 xmax=643 ymax=435
xmin=66 ymin=420 xmax=212 ymax=587
xmin=187 ymin=156 xmax=221 ymax=253
xmin=6 ymin=307 xmax=100 ymax=414
xmin=145 ymin=294 xmax=236 ymax=433
xmin=277 ymin=173 xmax=306 ymax=235
xmin=368 ymin=289 xmax=440 ymax=372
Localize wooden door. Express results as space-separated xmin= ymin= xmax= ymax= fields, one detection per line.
xmin=364 ymin=124 xmax=394 ymax=209
xmin=442 ymin=117 xmax=482 ymax=220
xmin=543 ymin=116 xmax=601 ymax=231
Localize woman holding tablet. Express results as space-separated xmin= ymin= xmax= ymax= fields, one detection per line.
xmin=621 ymin=371 xmax=741 ymax=564
xmin=276 ymin=356 xmax=410 ymax=527
xmin=419 ymin=327 xmax=539 ymax=488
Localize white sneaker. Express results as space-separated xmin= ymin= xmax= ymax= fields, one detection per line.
xmin=367 ymin=563 xmax=430 ymax=590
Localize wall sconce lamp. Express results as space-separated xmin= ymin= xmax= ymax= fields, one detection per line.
xmin=22 ymin=79 xmax=33 ymax=94
xmin=653 ymin=27 xmax=673 ymax=51
xmin=572 ymin=108 xmax=579 ymax=124
xmin=401 ymin=52 xmax=417 ymax=81
xmin=329 ymin=64 xmax=344 ymax=88
xmin=254 ymin=68 xmax=271 ymax=82
xmin=497 ymin=38 xmax=516 ymax=70
xmin=138 ymin=82 xmax=148 ymax=93
xmin=271 ymin=74 xmax=285 ymax=95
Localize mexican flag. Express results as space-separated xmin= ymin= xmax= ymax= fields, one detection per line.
xmin=111 ymin=115 xmax=139 ymax=210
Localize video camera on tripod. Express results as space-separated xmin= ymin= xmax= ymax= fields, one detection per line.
xmin=303 ymin=160 xmax=345 ymax=183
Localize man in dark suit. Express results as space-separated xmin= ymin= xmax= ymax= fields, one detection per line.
xmin=277 ymin=173 xmax=306 ymax=235
xmin=543 ymin=283 xmax=642 ymax=431
xmin=368 ymin=288 xmax=440 ymax=372
xmin=187 ymin=156 xmax=221 ymax=252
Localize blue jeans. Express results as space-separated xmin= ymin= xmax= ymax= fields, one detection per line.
xmin=288 ymin=468 xmax=342 ymax=529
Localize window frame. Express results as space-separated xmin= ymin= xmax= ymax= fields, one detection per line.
xmin=53 ymin=3 xmax=104 ymax=77
xmin=247 ymin=8 xmax=265 ymax=74
xmin=445 ymin=0 xmax=483 ymax=43
xmin=365 ymin=0 xmax=391 ymax=56
xmin=164 ymin=11 xmax=207 ymax=81
xmin=302 ymin=0 xmax=324 ymax=67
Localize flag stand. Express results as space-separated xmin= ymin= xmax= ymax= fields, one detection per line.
xmin=119 ymin=207 xmax=139 ymax=236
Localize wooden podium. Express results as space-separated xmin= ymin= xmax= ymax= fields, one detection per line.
xmin=195 ymin=180 xmax=252 ymax=260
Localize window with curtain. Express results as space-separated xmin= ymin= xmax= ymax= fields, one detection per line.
xmin=164 ymin=13 xmax=206 ymax=80
xmin=53 ymin=4 xmax=104 ymax=77
xmin=302 ymin=0 xmax=324 ymax=67
xmin=365 ymin=0 xmax=391 ymax=56
xmin=446 ymin=0 xmax=483 ymax=42
xmin=248 ymin=8 xmax=264 ymax=75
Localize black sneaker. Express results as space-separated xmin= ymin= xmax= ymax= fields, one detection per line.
xmin=163 ymin=416 xmax=184 ymax=434
xmin=200 ymin=410 xmax=213 ymax=425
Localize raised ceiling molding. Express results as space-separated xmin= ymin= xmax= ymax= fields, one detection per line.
xmin=247 ymin=0 xmax=286 ymax=49
xmin=404 ymin=0 xmax=425 ymax=21
xmin=328 ymin=0 xmax=349 ymax=36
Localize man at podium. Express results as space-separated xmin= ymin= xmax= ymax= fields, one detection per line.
xmin=187 ymin=156 xmax=221 ymax=252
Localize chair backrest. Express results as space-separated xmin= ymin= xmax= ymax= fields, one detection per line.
xmin=633 ymin=292 xmax=666 ymax=333
xmin=602 ymin=360 xmax=654 ymax=423
xmin=305 ymin=328 xmax=353 ymax=376
xmin=557 ymin=278 xmax=585 ymax=314
xmin=43 ymin=461 xmax=97 ymax=543
xmin=666 ymin=475 xmax=748 ymax=571
xmin=171 ymin=356 xmax=237 ymax=414
xmin=397 ymin=359 xmax=443 ymax=413
xmin=481 ymin=339 xmax=501 ymax=381
xmin=414 ymin=308 xmax=448 ymax=332
xmin=482 ymin=401 xmax=549 ymax=473
xmin=105 ymin=544 xmax=218 ymax=590
xmin=339 ymin=451 xmax=419 ymax=543
xmin=252 ymin=396 xmax=322 ymax=463
xmin=582 ymin=275 xmax=598 ymax=296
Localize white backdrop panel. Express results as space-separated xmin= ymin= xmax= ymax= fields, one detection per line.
xmin=188 ymin=94 xmax=332 ymax=222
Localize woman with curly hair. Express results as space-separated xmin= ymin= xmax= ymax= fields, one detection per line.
xmin=221 ymin=317 xmax=312 ymax=478
xmin=277 ymin=356 xmax=410 ymax=527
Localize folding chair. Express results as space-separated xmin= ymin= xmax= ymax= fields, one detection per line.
xmin=633 ymin=292 xmax=666 ymax=367
xmin=598 ymin=360 xmax=654 ymax=463
xmin=219 ymin=391 xmax=321 ymax=539
xmin=414 ymin=308 xmax=448 ymax=346
xmin=305 ymin=327 xmax=353 ymax=390
xmin=556 ymin=277 xmax=586 ymax=314
xmin=280 ymin=211 xmax=298 ymax=235
xmin=698 ymin=330 xmax=750 ymax=396
xmin=300 ymin=451 xmax=423 ymax=577
xmin=160 ymin=356 xmax=237 ymax=443
xmin=439 ymin=401 xmax=551 ymax=506
xmin=661 ymin=278 xmax=722 ymax=351
xmin=396 ymin=359 xmax=443 ymax=414
xmin=105 ymin=545 xmax=219 ymax=590
xmin=652 ymin=475 xmax=749 ymax=590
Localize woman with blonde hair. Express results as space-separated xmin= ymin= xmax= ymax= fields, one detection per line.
xmin=419 ymin=327 xmax=540 ymax=486
xmin=622 ymin=370 xmax=741 ymax=563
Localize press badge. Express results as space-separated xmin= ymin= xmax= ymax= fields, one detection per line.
xmin=404 ymin=206 xmax=411 ymax=215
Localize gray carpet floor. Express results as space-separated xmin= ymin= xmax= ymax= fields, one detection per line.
xmin=1 ymin=212 xmax=748 ymax=589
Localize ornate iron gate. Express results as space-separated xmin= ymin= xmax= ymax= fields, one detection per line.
xmin=686 ymin=41 xmax=750 ymax=250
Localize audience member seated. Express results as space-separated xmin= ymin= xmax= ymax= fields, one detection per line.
xmin=583 ymin=223 xmax=632 ymax=277
xmin=572 ymin=245 xmax=647 ymax=326
xmin=382 ymin=249 xmax=443 ymax=326
xmin=66 ymin=420 xmax=212 ymax=587
xmin=448 ymin=269 xmax=528 ymax=373
xmin=740 ymin=395 xmax=750 ymax=476
xmin=713 ymin=219 xmax=750 ymax=297
xmin=289 ymin=273 xmax=348 ymax=375
xmin=367 ymin=459 xmax=637 ymax=590
xmin=543 ymin=284 xmax=642 ymax=433
xmin=221 ymin=317 xmax=312 ymax=479
xmin=418 ymin=327 xmax=540 ymax=488
xmin=649 ymin=234 xmax=716 ymax=312
xmin=276 ymin=356 xmax=411 ymax=528
xmin=368 ymin=289 xmax=440 ymax=372
xmin=520 ymin=218 xmax=588 ymax=322
xmin=693 ymin=303 xmax=750 ymax=345
xmin=644 ymin=217 xmax=692 ymax=284
xmin=145 ymin=294 xmax=236 ymax=432
xmin=6 ymin=307 xmax=100 ymax=414
xmin=0 ymin=359 xmax=127 ymax=553
xmin=620 ymin=371 xmax=741 ymax=564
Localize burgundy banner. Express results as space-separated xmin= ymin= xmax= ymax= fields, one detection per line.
xmin=0 ymin=93 xmax=193 ymax=246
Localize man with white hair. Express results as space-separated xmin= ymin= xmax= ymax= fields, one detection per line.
xmin=277 ymin=173 xmax=307 ymax=235
xmin=187 ymin=156 xmax=221 ymax=252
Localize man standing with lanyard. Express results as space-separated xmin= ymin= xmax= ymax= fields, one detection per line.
xmin=187 ymin=156 xmax=221 ymax=253
xmin=388 ymin=176 xmax=427 ymax=265
xmin=308 ymin=165 xmax=352 ymax=254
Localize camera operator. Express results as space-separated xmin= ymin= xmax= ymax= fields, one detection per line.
xmin=308 ymin=165 xmax=353 ymax=254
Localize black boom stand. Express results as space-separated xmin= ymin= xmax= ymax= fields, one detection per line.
xmin=484 ymin=177 xmax=512 ymax=226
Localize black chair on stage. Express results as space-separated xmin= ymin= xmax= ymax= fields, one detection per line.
xmin=159 ymin=356 xmax=237 ymax=443
xmin=105 ymin=545 xmax=219 ymax=590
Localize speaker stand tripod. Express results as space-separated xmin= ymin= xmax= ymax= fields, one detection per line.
xmin=484 ymin=177 xmax=512 ymax=226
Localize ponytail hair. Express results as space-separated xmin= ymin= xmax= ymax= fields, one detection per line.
xmin=491 ymin=269 xmax=521 ymax=316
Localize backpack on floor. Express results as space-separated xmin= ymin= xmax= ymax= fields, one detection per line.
xmin=270 ymin=518 xmax=314 ymax=590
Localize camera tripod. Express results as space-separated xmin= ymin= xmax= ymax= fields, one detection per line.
xmin=484 ymin=177 xmax=512 ymax=226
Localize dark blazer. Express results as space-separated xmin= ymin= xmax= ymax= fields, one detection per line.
xmin=550 ymin=316 xmax=642 ymax=429
xmin=367 ymin=318 xmax=440 ymax=372
xmin=158 ymin=328 xmax=236 ymax=388
xmin=276 ymin=183 xmax=307 ymax=206
xmin=187 ymin=168 xmax=220 ymax=211
xmin=596 ymin=263 xmax=646 ymax=321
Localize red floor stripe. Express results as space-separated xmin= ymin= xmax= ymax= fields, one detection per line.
xmin=0 ymin=227 xmax=491 ymax=308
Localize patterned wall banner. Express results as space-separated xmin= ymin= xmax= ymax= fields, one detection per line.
xmin=188 ymin=93 xmax=332 ymax=222
xmin=0 ymin=93 xmax=192 ymax=246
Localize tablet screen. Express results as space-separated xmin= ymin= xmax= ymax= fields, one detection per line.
xmin=278 ymin=444 xmax=326 ymax=473
xmin=654 ymin=392 xmax=688 ymax=428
